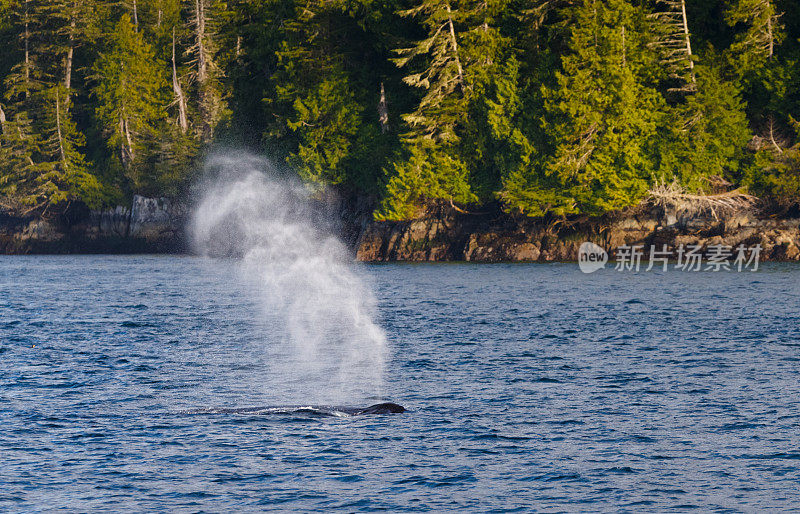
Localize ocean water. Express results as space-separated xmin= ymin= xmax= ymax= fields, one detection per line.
xmin=1 ymin=255 xmax=799 ymax=512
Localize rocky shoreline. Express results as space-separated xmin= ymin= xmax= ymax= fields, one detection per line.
xmin=355 ymin=207 xmax=800 ymax=262
xmin=2 ymin=196 xmax=799 ymax=262
xmin=0 ymin=196 xmax=187 ymax=254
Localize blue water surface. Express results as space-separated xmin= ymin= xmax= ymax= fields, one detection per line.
xmin=1 ymin=256 xmax=799 ymax=511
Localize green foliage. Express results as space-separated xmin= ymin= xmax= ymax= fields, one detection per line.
xmin=0 ymin=0 xmax=799 ymax=218
xmin=745 ymin=118 xmax=800 ymax=205
xmin=502 ymin=0 xmax=663 ymax=216
xmin=92 ymin=14 xmax=167 ymax=191
xmin=376 ymin=139 xmax=476 ymax=220
xmin=725 ymin=0 xmax=784 ymax=72
xmin=463 ymin=57 xmax=535 ymax=202
xmin=286 ymin=73 xmax=363 ymax=188
xmin=0 ymin=0 xmax=103 ymax=213
xmin=658 ymin=64 xmax=753 ymax=191
xmin=266 ymin=0 xmax=400 ymax=195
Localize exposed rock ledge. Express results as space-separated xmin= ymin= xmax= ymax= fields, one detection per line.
xmin=0 ymin=196 xmax=186 ymax=254
xmin=2 ymin=196 xmax=799 ymax=262
xmin=355 ymin=208 xmax=800 ymax=262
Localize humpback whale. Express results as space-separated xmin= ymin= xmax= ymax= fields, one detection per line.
xmin=188 ymin=402 xmax=405 ymax=417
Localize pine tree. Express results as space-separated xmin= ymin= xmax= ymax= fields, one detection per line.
xmin=34 ymin=84 xmax=102 ymax=210
xmin=285 ymin=70 xmax=363 ymax=188
xmin=649 ymin=0 xmax=696 ymax=93
xmin=393 ymin=0 xmax=467 ymax=143
xmin=725 ymin=0 xmax=783 ymax=69
xmin=658 ymin=64 xmax=752 ymax=191
xmin=0 ymin=0 xmax=102 ymax=213
xmin=92 ymin=14 xmax=166 ymax=190
xmin=502 ymin=0 xmax=664 ymax=216
xmin=41 ymin=0 xmax=100 ymax=97
xmin=376 ymin=0 xmax=490 ymax=219
xmin=0 ymin=110 xmax=46 ymax=211
xmin=268 ymin=0 xmax=383 ymax=191
xmin=725 ymin=0 xmax=789 ymax=156
xmin=189 ymin=0 xmax=228 ymax=143
xmin=3 ymin=0 xmax=37 ymax=102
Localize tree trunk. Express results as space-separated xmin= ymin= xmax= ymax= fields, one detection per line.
xmin=445 ymin=2 xmax=464 ymax=87
xmin=195 ymin=0 xmax=207 ymax=84
xmin=65 ymin=45 xmax=74 ymax=90
xmin=64 ymin=5 xmax=76 ymax=95
xmin=124 ymin=118 xmax=134 ymax=162
xmin=119 ymin=115 xmax=134 ymax=169
xmin=767 ymin=13 xmax=774 ymax=58
xmin=172 ymin=27 xmax=189 ymax=134
xmin=194 ymin=0 xmax=212 ymax=142
xmin=679 ymin=0 xmax=695 ymax=84
xmin=55 ymin=91 xmax=67 ymax=169
xmin=0 ymin=103 xmax=6 ymax=148
xmin=621 ymin=25 xmax=626 ymax=66
xmin=132 ymin=0 xmax=139 ymax=30
xmin=23 ymin=0 xmax=30 ymax=98
xmin=378 ymin=82 xmax=389 ymax=133
xmin=650 ymin=0 xmax=696 ymax=92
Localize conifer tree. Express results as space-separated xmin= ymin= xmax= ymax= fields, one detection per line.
xmin=92 ymin=14 xmax=166 ymax=190
xmin=34 ymin=85 xmax=102 ymax=210
xmin=393 ymin=0 xmax=467 ymax=143
xmin=0 ymin=111 xmax=46 ymax=210
xmin=189 ymin=0 xmax=228 ymax=143
xmin=459 ymin=0 xmax=532 ymax=201
xmin=725 ymin=0 xmax=783 ymax=68
xmin=268 ymin=0 xmax=381 ymax=191
xmin=502 ymin=0 xmax=663 ymax=216
xmin=649 ymin=0 xmax=696 ymax=93
xmin=376 ymin=0 xmax=484 ymax=219
xmin=724 ymin=0 xmax=788 ymax=149
xmin=42 ymin=0 xmax=99 ymax=98
xmin=748 ymin=117 xmax=800 ymax=206
xmin=658 ymin=64 xmax=752 ymax=191
xmin=0 ymin=0 xmax=102 ymax=213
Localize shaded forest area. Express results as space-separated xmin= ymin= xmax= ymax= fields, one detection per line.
xmin=1 ymin=0 xmax=799 ymax=221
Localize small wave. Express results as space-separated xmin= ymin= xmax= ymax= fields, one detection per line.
xmin=533 ymin=377 xmax=561 ymax=383
xmin=185 ymin=406 xmax=353 ymax=417
xmin=120 ymin=321 xmax=154 ymax=328
xmin=522 ymin=472 xmax=582 ymax=483
xmin=743 ymin=451 xmax=800 ymax=460
xmin=605 ymin=466 xmax=637 ymax=474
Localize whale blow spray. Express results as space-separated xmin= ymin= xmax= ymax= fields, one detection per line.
xmin=190 ymin=154 xmax=387 ymax=403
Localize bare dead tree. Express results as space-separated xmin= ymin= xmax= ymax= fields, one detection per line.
xmin=726 ymin=0 xmax=783 ymax=61
xmin=763 ymin=115 xmax=788 ymax=154
xmin=649 ymin=0 xmax=696 ymax=93
xmin=189 ymin=0 xmax=223 ymax=143
xmin=0 ymin=103 xmax=6 ymax=149
xmin=171 ymin=27 xmax=188 ymax=134
xmin=378 ymin=82 xmax=389 ymax=133
xmin=648 ymin=179 xmax=757 ymax=220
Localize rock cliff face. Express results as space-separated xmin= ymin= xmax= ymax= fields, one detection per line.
xmin=355 ymin=208 xmax=800 ymax=262
xmin=0 ymin=195 xmax=186 ymax=254
xmin=2 ymin=195 xmax=799 ymax=261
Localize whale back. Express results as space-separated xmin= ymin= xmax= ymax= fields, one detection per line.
xmin=357 ymin=402 xmax=405 ymax=414
xmin=187 ymin=402 xmax=405 ymax=416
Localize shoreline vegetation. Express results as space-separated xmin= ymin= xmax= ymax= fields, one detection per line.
xmin=1 ymin=0 xmax=799 ymax=255
xmin=2 ymin=192 xmax=799 ymax=261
